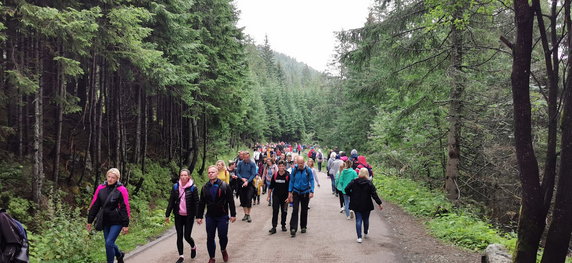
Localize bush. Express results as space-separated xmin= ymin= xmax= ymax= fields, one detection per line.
xmin=373 ymin=170 xmax=516 ymax=252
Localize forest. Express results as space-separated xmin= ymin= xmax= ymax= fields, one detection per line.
xmin=0 ymin=0 xmax=572 ymax=262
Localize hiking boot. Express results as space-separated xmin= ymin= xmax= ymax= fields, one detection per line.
xmin=269 ymin=227 xmax=276 ymax=234
xmin=281 ymin=226 xmax=287 ymax=232
xmin=222 ymin=250 xmax=229 ymax=262
xmin=241 ymin=215 xmax=247 ymax=221
xmin=208 ymin=258 xmax=216 ymax=263
xmin=247 ymin=214 xmax=252 ymax=223
xmin=268 ymin=201 xmax=271 ymax=206
xmin=176 ymin=257 xmax=184 ymax=263
xmin=290 ymin=229 xmax=296 ymax=237
xmin=191 ymin=246 xmax=197 ymax=258
xmin=301 ymin=228 xmax=307 ymax=233
xmin=117 ymin=251 xmax=125 ymax=263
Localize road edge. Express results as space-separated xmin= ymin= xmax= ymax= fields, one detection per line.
xmin=124 ymin=227 xmax=177 ymax=260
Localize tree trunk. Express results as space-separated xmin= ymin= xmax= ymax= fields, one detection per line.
xmin=511 ymin=1 xmax=544 ymax=262
xmin=32 ymin=34 xmax=44 ymax=206
xmin=533 ymin=0 xmax=559 ymax=213
xmin=188 ymin=118 xmax=199 ymax=174
xmin=53 ymin=39 xmax=64 ymax=188
xmin=134 ymin=84 xmax=142 ymax=164
xmin=540 ymin=1 xmax=572 ymax=261
xmin=444 ymin=6 xmax=465 ymax=200
xmin=198 ymin=110 xmax=207 ymax=177
xmin=142 ymin=94 xmax=148 ymax=174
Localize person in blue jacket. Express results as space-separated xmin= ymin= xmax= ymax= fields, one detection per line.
xmin=287 ymin=156 xmax=315 ymax=237
xmin=236 ymin=152 xmax=257 ymax=223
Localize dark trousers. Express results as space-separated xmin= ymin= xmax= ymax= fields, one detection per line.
xmin=317 ymin=161 xmax=322 ymax=172
xmin=289 ymin=192 xmax=310 ymax=231
xmin=205 ymin=215 xmax=229 ymax=259
xmin=239 ymin=184 xmax=254 ymax=208
xmin=337 ymin=189 xmax=344 ymax=208
xmin=174 ymin=213 xmax=195 ymax=255
xmin=272 ymin=195 xmax=288 ymax=228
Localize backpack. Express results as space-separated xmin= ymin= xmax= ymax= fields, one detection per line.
xmin=0 ymin=210 xmax=29 ymax=263
xmin=311 ymin=151 xmax=317 ymax=159
xmin=358 ymin=164 xmax=374 ymax=178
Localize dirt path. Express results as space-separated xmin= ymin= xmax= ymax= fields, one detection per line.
xmin=126 ymin=171 xmax=480 ymax=263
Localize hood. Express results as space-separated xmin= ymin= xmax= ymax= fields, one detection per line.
xmin=357 ymin=155 xmax=367 ymax=164
xmin=355 ymin=177 xmax=370 ymax=185
xmin=351 ymin=149 xmax=358 ymax=155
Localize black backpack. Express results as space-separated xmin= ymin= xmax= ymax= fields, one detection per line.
xmin=0 ymin=209 xmax=29 ymax=263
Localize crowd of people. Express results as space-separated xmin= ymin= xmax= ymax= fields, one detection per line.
xmin=85 ymin=143 xmax=383 ymax=263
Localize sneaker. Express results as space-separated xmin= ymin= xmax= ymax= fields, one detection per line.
xmin=268 ymin=202 xmax=271 ymax=206
xmin=290 ymin=229 xmax=296 ymax=237
xmin=269 ymin=227 xmax=277 ymax=234
xmin=364 ymin=233 xmax=368 ymax=239
xmin=191 ymin=246 xmax=197 ymax=258
xmin=339 ymin=207 xmax=344 ymax=213
xmin=301 ymin=228 xmax=307 ymax=233
xmin=346 ymin=216 xmax=351 ymax=220
xmin=357 ymin=238 xmax=363 ymax=243
xmin=241 ymin=215 xmax=247 ymax=221
xmin=208 ymin=258 xmax=216 ymax=263
xmin=116 ymin=251 xmax=125 ymax=263
xmin=176 ymin=257 xmax=184 ymax=263
xmin=281 ymin=226 xmax=287 ymax=232
xmin=350 ymin=211 xmax=355 ymax=219
xmin=222 ymin=250 xmax=229 ymax=262
xmin=247 ymin=214 xmax=252 ymax=223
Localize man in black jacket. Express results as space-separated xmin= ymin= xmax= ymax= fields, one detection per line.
xmin=197 ymin=166 xmax=237 ymax=263
xmin=267 ymin=161 xmax=290 ymax=234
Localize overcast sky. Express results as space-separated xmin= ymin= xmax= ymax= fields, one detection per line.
xmin=234 ymin=0 xmax=372 ymax=72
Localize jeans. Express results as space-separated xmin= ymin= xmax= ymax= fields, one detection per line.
xmin=272 ymin=195 xmax=288 ymax=228
xmin=355 ymin=211 xmax=371 ymax=238
xmin=329 ymin=174 xmax=336 ymax=194
xmin=290 ymin=192 xmax=310 ymax=231
xmin=103 ymin=225 xmax=122 ymax=263
xmin=175 ymin=214 xmax=196 ymax=255
xmin=343 ymin=194 xmax=351 ymax=217
xmin=205 ymin=215 xmax=229 ymax=259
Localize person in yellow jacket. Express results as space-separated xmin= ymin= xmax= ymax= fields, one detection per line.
xmin=216 ymin=160 xmax=230 ymax=184
xmin=253 ymin=175 xmax=263 ymax=205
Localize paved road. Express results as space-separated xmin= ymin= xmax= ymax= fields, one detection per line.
xmin=126 ymin=171 xmax=401 ymax=263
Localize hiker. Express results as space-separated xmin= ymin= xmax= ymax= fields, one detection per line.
xmin=350 ymin=149 xmax=359 ymax=163
xmin=227 ymin=161 xmax=240 ymax=199
xmin=87 ymin=168 xmax=131 ymax=263
xmin=196 ymin=166 xmax=237 ymax=263
xmin=253 ymin=175 xmax=263 ymax=205
xmin=262 ymin=158 xmax=278 ymax=204
xmin=165 ymin=169 xmax=199 ymax=262
xmin=236 ymin=152 xmax=257 ymax=222
xmin=307 ymin=147 xmax=317 ymax=162
xmin=345 ymin=168 xmax=383 ymax=243
xmin=338 ymin=159 xmax=358 ymax=220
xmin=216 ymin=160 xmax=230 ymax=184
xmin=329 ymin=153 xmax=344 ymax=197
xmin=355 ymin=156 xmax=374 ymax=180
xmin=267 ymin=160 xmax=291 ymax=234
xmin=0 ymin=208 xmax=29 ymax=263
xmin=306 ymin=159 xmax=320 ymax=188
xmin=316 ymin=149 xmax=324 ymax=172
xmin=287 ymin=156 xmax=315 ymax=237
xmin=335 ymin=162 xmax=346 ymax=213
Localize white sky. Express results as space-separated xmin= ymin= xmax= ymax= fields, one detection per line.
xmin=234 ymin=0 xmax=372 ymax=72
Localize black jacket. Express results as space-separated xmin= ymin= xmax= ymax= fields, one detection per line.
xmin=197 ymin=179 xmax=237 ymax=219
xmin=165 ymin=182 xmax=199 ymax=218
xmin=345 ymin=178 xmax=382 ymax=213
xmin=0 ymin=210 xmax=23 ymax=263
xmin=87 ymin=182 xmax=130 ymax=227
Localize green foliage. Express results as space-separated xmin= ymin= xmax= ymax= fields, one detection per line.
xmin=373 ymin=170 xmax=516 ymax=252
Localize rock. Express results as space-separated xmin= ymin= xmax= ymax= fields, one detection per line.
xmin=482 ymin=244 xmax=512 ymax=263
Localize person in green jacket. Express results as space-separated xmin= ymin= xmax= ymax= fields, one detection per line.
xmin=338 ymin=159 xmax=358 ymax=220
